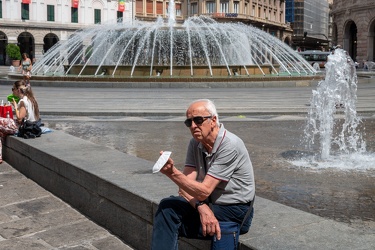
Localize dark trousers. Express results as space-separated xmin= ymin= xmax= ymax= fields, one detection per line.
xmin=151 ymin=196 xmax=254 ymax=250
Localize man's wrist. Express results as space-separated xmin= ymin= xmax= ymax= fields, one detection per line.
xmin=195 ymin=200 xmax=206 ymax=210
xmin=167 ymin=164 xmax=176 ymax=176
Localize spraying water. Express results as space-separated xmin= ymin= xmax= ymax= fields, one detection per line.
xmin=292 ymin=48 xmax=374 ymax=171
xmin=32 ymin=4 xmax=315 ymax=78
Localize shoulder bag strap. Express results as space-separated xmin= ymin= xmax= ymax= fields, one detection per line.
xmin=240 ymin=195 xmax=255 ymax=229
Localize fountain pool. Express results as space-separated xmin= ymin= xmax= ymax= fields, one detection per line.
xmin=30 ymin=15 xmax=316 ymax=80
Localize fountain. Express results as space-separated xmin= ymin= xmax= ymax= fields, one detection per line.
xmin=29 ymin=4 xmax=316 ymax=81
xmin=291 ymin=48 xmax=374 ymax=170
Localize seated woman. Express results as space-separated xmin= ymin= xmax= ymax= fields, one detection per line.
xmin=12 ymin=80 xmax=40 ymax=124
xmin=0 ymin=81 xmax=40 ymax=162
xmin=0 ymin=80 xmax=33 ymax=163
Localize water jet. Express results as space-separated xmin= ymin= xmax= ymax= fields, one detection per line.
xmin=28 ymin=8 xmax=316 ymax=82
xmin=292 ymin=48 xmax=374 ymax=171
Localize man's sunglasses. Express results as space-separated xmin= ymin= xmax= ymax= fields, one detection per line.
xmin=184 ymin=116 xmax=212 ymax=127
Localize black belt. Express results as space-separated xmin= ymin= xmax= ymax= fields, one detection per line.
xmin=242 ymin=201 xmax=252 ymax=206
xmin=210 ymin=200 xmax=252 ymax=206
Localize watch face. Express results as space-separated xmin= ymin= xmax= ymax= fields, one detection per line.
xmin=195 ymin=201 xmax=205 ymax=209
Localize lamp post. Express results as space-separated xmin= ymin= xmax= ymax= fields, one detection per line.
xmin=126 ymin=0 xmax=134 ymax=24
xmin=132 ymin=0 xmax=135 ymax=23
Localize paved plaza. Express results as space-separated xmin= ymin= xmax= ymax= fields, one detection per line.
xmin=0 ymin=67 xmax=374 ymax=249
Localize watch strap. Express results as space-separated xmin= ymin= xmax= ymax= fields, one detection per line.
xmin=195 ymin=201 xmax=205 ymax=210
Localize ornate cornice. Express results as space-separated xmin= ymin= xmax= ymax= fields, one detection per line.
xmin=0 ymin=20 xmax=87 ymax=32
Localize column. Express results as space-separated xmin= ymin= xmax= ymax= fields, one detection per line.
xmin=34 ymin=43 xmax=44 ymax=63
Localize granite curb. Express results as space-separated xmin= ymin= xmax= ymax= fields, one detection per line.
xmin=4 ymin=132 xmax=375 ymax=250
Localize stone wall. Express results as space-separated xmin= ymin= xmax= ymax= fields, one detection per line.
xmin=331 ymin=0 xmax=375 ymax=63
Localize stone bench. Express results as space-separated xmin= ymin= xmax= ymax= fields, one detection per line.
xmin=4 ymin=131 xmax=373 ymax=249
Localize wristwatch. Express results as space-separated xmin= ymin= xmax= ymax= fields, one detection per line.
xmin=195 ymin=200 xmax=206 ymax=210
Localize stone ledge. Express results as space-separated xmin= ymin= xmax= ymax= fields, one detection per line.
xmin=3 ymin=131 xmax=210 ymax=249
xmin=4 ymin=132 xmax=374 ymax=249
xmin=1 ymin=76 xmax=324 ymax=88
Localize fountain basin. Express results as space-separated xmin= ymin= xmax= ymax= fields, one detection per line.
xmin=7 ymin=71 xmax=320 ymax=84
xmin=31 ymin=16 xmax=317 ymax=79
xmin=63 ymin=64 xmax=281 ymax=77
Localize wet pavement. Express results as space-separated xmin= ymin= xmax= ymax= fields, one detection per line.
xmin=43 ymin=115 xmax=375 ymax=233
xmin=1 ymin=66 xmax=375 ymax=247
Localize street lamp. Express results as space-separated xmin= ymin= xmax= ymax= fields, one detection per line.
xmin=125 ymin=0 xmax=134 ymax=23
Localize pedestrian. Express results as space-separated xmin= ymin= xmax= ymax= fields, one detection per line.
xmin=151 ymin=99 xmax=255 ymax=249
xmin=19 ymin=53 xmax=32 ymax=86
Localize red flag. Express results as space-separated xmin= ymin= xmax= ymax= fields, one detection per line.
xmin=118 ymin=0 xmax=125 ymax=12
xmin=72 ymin=0 xmax=79 ymax=8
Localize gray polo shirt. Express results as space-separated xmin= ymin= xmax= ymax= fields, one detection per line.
xmin=185 ymin=124 xmax=255 ymax=205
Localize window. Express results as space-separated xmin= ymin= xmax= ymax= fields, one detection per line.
xmin=47 ymin=5 xmax=55 ymax=21
xmin=136 ymin=0 xmax=143 ymax=13
xmin=147 ymin=0 xmax=153 ymax=14
xmin=220 ymin=1 xmax=229 ymax=13
xmin=191 ymin=2 xmax=198 ymax=15
xmin=21 ymin=3 xmax=30 ymax=20
xmin=168 ymin=3 xmax=182 ymax=16
xmin=234 ymin=1 xmax=239 ymax=13
xmin=176 ymin=4 xmax=181 ymax=16
xmin=94 ymin=9 xmax=101 ymax=24
xmin=117 ymin=11 xmax=123 ymax=22
xmin=206 ymin=1 xmax=215 ymax=14
xmin=0 ymin=1 xmax=2 ymax=18
xmin=71 ymin=7 xmax=78 ymax=23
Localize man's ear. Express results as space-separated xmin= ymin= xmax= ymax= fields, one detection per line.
xmin=211 ymin=116 xmax=217 ymax=127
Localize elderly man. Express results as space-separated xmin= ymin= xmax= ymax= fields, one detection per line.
xmin=151 ymin=99 xmax=255 ymax=249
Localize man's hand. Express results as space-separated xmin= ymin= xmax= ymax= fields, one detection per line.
xmin=197 ymin=204 xmax=221 ymax=240
xmin=159 ymin=151 xmax=175 ymax=175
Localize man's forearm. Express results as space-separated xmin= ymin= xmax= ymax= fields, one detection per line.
xmin=178 ymin=188 xmax=198 ymax=208
xmin=168 ymin=166 xmax=211 ymax=201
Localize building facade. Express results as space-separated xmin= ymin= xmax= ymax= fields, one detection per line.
xmin=1 ymin=0 xmax=292 ymax=66
xmin=285 ymin=0 xmax=329 ymax=50
xmin=135 ymin=0 xmax=292 ymax=42
xmin=331 ymin=0 xmax=375 ymax=64
xmin=0 ymin=0 xmax=133 ymax=65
